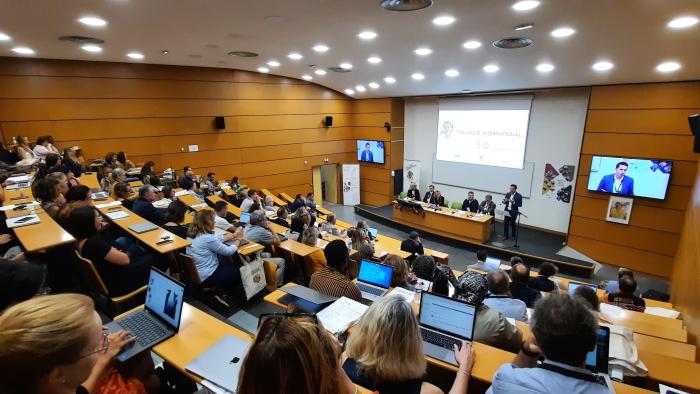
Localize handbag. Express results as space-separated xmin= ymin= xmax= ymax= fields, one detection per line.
xmin=238 ymin=253 xmax=267 ymax=300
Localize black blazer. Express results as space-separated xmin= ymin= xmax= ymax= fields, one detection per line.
xmin=434 ymin=196 xmax=446 ymax=207
xmin=510 ymin=282 xmax=542 ymax=308
xmin=400 ymin=239 xmax=424 ymax=258
xmin=132 ymin=197 xmax=168 ymax=226
xmin=528 ymin=276 xmax=557 ymax=292
xmin=461 ymin=199 xmax=479 ymax=212
xmin=407 ymin=189 xmax=420 ymax=200
xmin=423 ymin=191 xmax=435 ymax=204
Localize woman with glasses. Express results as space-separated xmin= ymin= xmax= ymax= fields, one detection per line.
xmin=0 ymin=294 xmax=156 ymax=394
xmin=238 ymin=311 xmax=356 ymax=394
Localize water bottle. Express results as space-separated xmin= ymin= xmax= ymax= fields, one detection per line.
xmin=414 ymin=285 xmax=422 ymax=305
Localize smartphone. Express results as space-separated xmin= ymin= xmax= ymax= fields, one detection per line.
xmin=156 ymin=239 xmax=173 ymax=246
xmin=15 ymin=216 xmax=34 ymax=223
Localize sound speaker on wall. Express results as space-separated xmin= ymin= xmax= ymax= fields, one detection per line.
xmin=689 ymin=114 xmax=700 ymax=153
xmin=215 ymin=116 xmax=226 ymax=130
xmin=323 ymin=116 xmax=333 ymax=127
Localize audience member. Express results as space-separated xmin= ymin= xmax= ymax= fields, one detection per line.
xmin=240 ymin=189 xmax=260 ymax=213
xmin=321 ymin=214 xmax=342 ymax=236
xmin=62 ymin=148 xmax=83 ymax=177
xmin=65 ymin=184 xmax=92 ymax=203
xmin=289 ymin=193 xmax=306 ymax=213
xmin=301 ymin=226 xmax=326 ymax=275
xmin=243 ymin=210 xmax=286 ymax=286
xmin=286 ymin=216 xmax=307 ymax=242
xmin=528 ymin=262 xmax=560 ymax=292
xmin=607 ymin=276 xmax=646 ymax=312
xmin=13 ymin=135 xmax=36 ymax=162
xmin=161 ymin=184 xmax=175 ymax=200
xmin=33 ymin=177 xmax=66 ymax=217
xmin=103 ymin=152 xmax=117 ymax=168
xmin=344 ymin=295 xmax=475 ymax=394
xmin=132 ymin=185 xmax=168 ymax=225
xmin=573 ymin=284 xmax=600 ymax=312
xmin=46 ymin=172 xmax=70 ymax=195
xmin=111 ymin=182 xmax=134 ymax=210
xmin=309 ymin=239 xmax=361 ymax=301
xmin=461 ymin=191 xmax=479 ymax=213
xmin=357 ymin=243 xmax=375 ymax=261
xmin=248 ymin=201 xmax=261 ymax=213
xmin=271 ymin=206 xmax=290 ymax=228
xmin=467 ymin=249 xmax=493 ymax=272
xmin=305 ymin=192 xmax=317 ymax=209
xmin=400 ymin=231 xmax=425 ymax=261
xmin=486 ymin=294 xmax=606 ymax=393
xmin=32 ymin=136 xmax=52 ymax=159
xmin=140 ymin=161 xmax=160 ymax=187
xmin=213 ymin=201 xmax=236 ymax=232
xmin=45 ymin=153 xmax=69 ymax=175
xmin=45 ymin=136 xmax=60 ymax=153
xmin=605 ymin=267 xmax=637 ymax=295
xmin=231 ymin=190 xmax=246 ymax=207
xmin=454 ymin=272 xmax=522 ymax=353
xmin=0 ymin=260 xmax=46 ymax=311
xmin=356 ymin=220 xmax=374 ymax=240
xmin=115 ymin=151 xmax=135 ymax=170
xmin=162 ymin=200 xmax=189 ymax=239
xmin=263 ymin=195 xmax=275 ymax=211
xmin=509 ymin=259 xmax=542 ymax=308
xmin=229 ymin=176 xmax=241 ymax=192
xmin=384 ymin=254 xmax=411 ymax=289
xmin=484 ymin=270 xmax=528 ymax=322
xmin=204 ymin=172 xmax=216 ymax=191
xmin=412 ymin=255 xmax=457 ymax=296
xmin=349 ymin=227 xmax=374 ymax=256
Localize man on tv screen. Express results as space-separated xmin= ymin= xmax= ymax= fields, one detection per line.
xmin=597 ymin=161 xmax=634 ymax=196
xmin=360 ymin=142 xmax=374 ymax=162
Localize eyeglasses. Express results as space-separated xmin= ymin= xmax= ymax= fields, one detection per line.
xmin=79 ymin=329 xmax=110 ymax=358
xmin=257 ymin=311 xmax=318 ymax=328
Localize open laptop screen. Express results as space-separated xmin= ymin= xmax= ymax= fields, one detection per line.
xmin=419 ymin=291 xmax=476 ymax=341
xmin=239 ymin=212 xmax=251 ymax=224
xmin=585 ymin=326 xmax=610 ymax=373
xmin=568 ymin=281 xmax=598 ymax=296
xmin=367 ymin=228 xmax=378 ymax=238
xmin=484 ymin=257 xmax=500 ymax=271
xmin=358 ymin=260 xmax=393 ymax=289
xmin=145 ymin=268 xmax=185 ymax=330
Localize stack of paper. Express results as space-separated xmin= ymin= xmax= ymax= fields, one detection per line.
xmin=644 ymin=307 xmax=680 ymax=319
xmin=0 ymin=201 xmax=39 ymax=211
xmin=174 ymin=190 xmax=189 ymax=197
xmin=6 ymin=175 xmax=29 ymax=183
xmin=152 ymin=199 xmax=172 ymax=208
xmin=317 ymin=297 xmax=369 ymax=335
xmin=96 ymin=201 xmax=122 ymax=209
xmin=106 ymin=211 xmax=129 ymax=220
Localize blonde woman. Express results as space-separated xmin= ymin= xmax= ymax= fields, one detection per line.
xmin=343 ymin=296 xmax=475 ymax=394
xmin=301 ymin=226 xmax=326 ymax=275
xmin=13 ymin=135 xmax=36 ymax=161
xmin=0 ymin=294 xmax=145 ymax=394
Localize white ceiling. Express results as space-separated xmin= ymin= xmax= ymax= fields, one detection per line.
xmin=0 ymin=0 xmax=698 ymax=98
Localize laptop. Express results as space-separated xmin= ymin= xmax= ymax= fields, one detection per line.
xmin=585 ymin=326 xmax=616 ymax=391
xmin=186 ymin=335 xmax=250 ymax=392
xmin=128 ymin=222 xmax=159 ymax=234
xmin=484 ymin=257 xmax=501 ymax=272
xmin=278 ymin=285 xmax=338 ymax=313
xmin=568 ymin=281 xmax=598 ymax=296
xmin=239 ymin=212 xmax=251 ymax=224
xmin=367 ymin=227 xmax=378 ymax=239
xmin=106 ymin=268 xmax=185 ymax=361
xmin=418 ymin=291 xmax=477 ymax=366
xmin=356 ymin=260 xmax=393 ymax=302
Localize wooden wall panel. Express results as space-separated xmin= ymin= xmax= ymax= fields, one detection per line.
xmin=568 ymin=82 xmax=699 ymax=278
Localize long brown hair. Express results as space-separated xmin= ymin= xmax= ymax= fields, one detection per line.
xmin=384 ymin=254 xmax=410 ymax=288
xmin=187 ymin=209 xmax=215 ymax=238
xmin=237 ymin=315 xmax=341 ymax=394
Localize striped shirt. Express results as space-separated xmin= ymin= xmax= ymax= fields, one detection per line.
xmin=309 ymin=267 xmax=362 ymax=302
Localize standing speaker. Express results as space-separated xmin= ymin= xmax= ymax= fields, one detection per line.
xmin=689 ymin=114 xmax=700 ymax=153
xmin=215 ymin=116 xmax=226 ymax=130
xmin=323 ymin=116 xmax=333 ymax=127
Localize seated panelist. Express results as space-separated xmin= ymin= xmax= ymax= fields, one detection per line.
xmin=479 ymin=194 xmax=496 ymax=216
xmin=407 ymin=184 xmax=420 ymax=200
xmin=433 ymin=190 xmax=446 ymax=207
xmin=422 ymin=184 xmax=436 ymax=204
xmin=461 ymin=191 xmax=479 ymax=212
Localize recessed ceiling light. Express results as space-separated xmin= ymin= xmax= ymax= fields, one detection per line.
xmin=462 ymin=40 xmax=482 ymax=49
xmin=312 ymin=44 xmax=329 ymax=53
xmin=257 ymin=67 xmax=270 ymax=73
xmin=0 ymin=33 xmax=10 ymax=41
xmin=287 ymin=52 xmax=303 ymax=60
xmin=432 ymin=15 xmax=455 ymax=26
xmin=267 ymin=60 xmax=280 ymax=67
xmin=344 ymin=89 xmax=355 ymax=95
xmin=411 ymin=73 xmax=425 ymax=80
xmin=11 ymin=47 xmax=34 ymax=55
xmin=461 ymin=89 xmax=472 ymax=93
xmin=81 ymin=44 xmax=102 ymax=53
xmin=384 ymin=76 xmax=396 ymax=84
xmin=367 ymin=56 xmax=382 ymax=64
xmin=512 ymin=1 xmax=540 ymax=11
xmin=656 ymin=61 xmax=681 ymax=73
xmin=355 ymin=85 xmax=366 ymax=92
xmin=314 ymin=69 xmax=327 ymax=75
xmin=358 ymin=31 xmax=377 ymax=40
xmin=368 ymin=82 xmax=380 ymax=89
xmin=339 ymin=62 xmax=353 ymax=69
xmin=78 ymin=16 xmax=107 ymax=27
xmin=414 ymin=47 xmax=432 ymax=56
xmin=514 ymin=23 xmax=534 ymax=31
xmin=592 ymin=61 xmax=614 ymax=71
xmin=126 ymin=52 xmax=144 ymax=60
xmin=302 ymin=75 xmax=313 ymax=80
xmin=536 ymin=63 xmax=554 ymax=72
xmin=483 ymin=64 xmax=500 ymax=73
xmin=161 ymin=50 xmax=170 ymax=55
xmin=445 ymin=69 xmax=459 ymax=77
xmin=551 ymin=27 xmax=575 ymax=38
xmin=668 ymin=16 xmax=698 ymax=29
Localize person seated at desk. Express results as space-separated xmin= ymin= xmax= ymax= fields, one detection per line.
xmin=45 ymin=153 xmax=70 ymax=176
xmin=356 ymin=219 xmax=374 ymax=241
xmin=0 ymin=294 xmax=159 ymax=394
xmin=412 ymin=255 xmax=457 ymax=296
xmin=271 ymin=206 xmax=290 ymax=228
xmin=467 ymin=249 xmax=494 ymax=272
xmin=400 ymin=230 xmax=425 ymax=261
xmin=243 ymin=210 xmax=286 ymax=286
xmin=114 ymin=151 xmax=135 ymax=171
xmin=454 ymin=271 xmax=522 ymax=353
xmin=178 ymin=175 xmax=204 ymax=202
xmin=65 ymin=185 xmax=92 ymax=203
xmin=528 ymin=262 xmax=560 ymax=292
xmin=0 ymin=260 xmax=46 ymax=311
xmin=305 ymin=192 xmax=318 ymax=210
xmin=321 ymin=214 xmax=343 ymax=236
xmin=301 ymin=226 xmax=326 ymax=275
xmin=423 ymin=184 xmax=436 ymax=204
xmin=509 ymin=259 xmax=542 ymax=308
xmin=140 ymin=161 xmax=161 ymax=187
xmin=286 ymin=216 xmax=307 ymax=242
xmin=111 ymin=182 xmax=134 ymax=210
xmin=238 ymin=311 xmax=356 ymax=394
xmin=104 ymin=168 xmax=127 ymax=194
xmin=407 ymin=183 xmax=420 ymax=200
xmin=33 ymin=177 xmax=66 ymax=218
xmin=132 ymin=185 xmax=168 ymax=226
xmin=230 ymin=189 xmax=246 ymax=207
xmin=384 ymin=254 xmax=412 ymax=289
xmin=486 ymin=294 xmax=608 ymax=394
xmin=32 ymin=136 xmax=53 ymax=159
xmin=162 ymin=200 xmax=189 ymax=239
xmin=289 ymin=193 xmax=306 ymax=213
xmin=13 ymin=135 xmax=36 ymax=162
xmin=99 ymin=166 xmax=114 ymax=191
xmin=47 ymin=171 xmax=76 ymax=194
xmin=604 ymin=267 xmax=640 ymax=296
xmin=348 ymin=227 xmax=374 ymax=257
xmin=344 ymin=296 xmax=475 ymax=394
xmin=71 ymin=206 xmax=152 ymax=297
xmin=103 ymin=152 xmax=117 ymax=170
xmin=484 ymin=269 xmax=528 ymax=322
xmin=179 ymin=165 xmax=203 ymax=195
xmin=607 ymin=276 xmax=645 ymax=312
xmin=204 ymin=172 xmax=216 ymax=191
xmin=478 ymin=194 xmax=496 ymax=216
xmin=572 ymin=284 xmax=600 ymax=313
xmin=229 ymin=176 xmax=241 ymax=192
xmin=62 ymin=148 xmax=83 ymax=177
xmin=247 ymin=202 xmax=262 ymax=214
xmin=461 ymin=191 xmax=479 ymax=213
xmin=160 ymin=184 xmax=175 ymax=201
xmin=186 ymin=210 xmax=244 ymax=293
xmin=309 ymin=239 xmax=361 ymax=301
xmin=433 ymin=190 xmax=446 ymax=207
xmin=213 ymin=200 xmax=236 ymax=233
xmin=240 ymin=189 xmax=261 ymax=213
xmin=263 ymin=195 xmax=276 ymax=212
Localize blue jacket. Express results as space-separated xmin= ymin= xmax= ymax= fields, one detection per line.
xmin=132 ymin=197 xmax=168 ymax=226
xmin=597 ymin=174 xmax=634 ymax=196
xmin=360 ymin=150 xmax=374 ymax=162
xmin=504 ymin=192 xmax=522 ymax=214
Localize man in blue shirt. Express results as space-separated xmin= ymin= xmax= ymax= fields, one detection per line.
xmin=132 ymin=185 xmax=168 ymax=226
xmin=360 ymin=142 xmax=374 ymax=162
xmin=484 ymin=269 xmax=528 ymax=322
xmin=487 ymin=294 xmax=610 ymax=394
xmin=596 ymin=161 xmax=634 ymax=196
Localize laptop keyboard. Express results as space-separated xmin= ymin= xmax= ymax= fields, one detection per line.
xmin=358 ymin=282 xmax=385 ymax=296
xmin=117 ymin=312 xmax=169 ymax=346
xmin=421 ymin=327 xmax=462 ymax=350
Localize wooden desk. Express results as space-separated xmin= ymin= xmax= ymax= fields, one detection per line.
xmin=639 ymin=350 xmax=700 ymax=392
xmin=314 ymin=205 xmax=333 ymax=216
xmin=393 ymin=200 xmax=492 ymax=244
xmin=373 ymin=234 xmax=449 ymax=264
xmin=260 ymin=189 xmax=286 ymax=206
xmin=633 ymin=333 xmax=696 ymax=362
xmin=238 ymin=242 xmax=264 ymax=256
xmin=278 ymin=239 xmax=319 ymax=258
xmin=206 ymin=195 xmax=241 ymax=218
xmin=128 ymin=180 xmax=144 ymax=188
xmin=79 ymin=173 xmax=101 ymax=190
xmin=643 ymin=298 xmax=674 ymax=309
xmin=373 ymin=235 xmax=412 ymax=260
xmin=177 ymin=194 xmax=208 ymax=211
xmin=11 ymin=208 xmax=75 ymax=252
xmin=602 ymin=314 xmax=687 ymax=342
xmin=4 ymin=187 xmax=34 ymax=205
xmin=279 ymin=192 xmax=295 ymax=204
xmin=268 ymin=221 xmax=288 ymax=235
xmin=97 ymin=206 xmax=190 ymax=253
xmin=221 ymin=187 xmax=235 ymax=197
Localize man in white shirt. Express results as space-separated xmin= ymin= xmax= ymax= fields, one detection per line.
xmin=213 ymin=201 xmax=236 ymax=232
xmin=239 ymin=189 xmax=260 ymax=213
xmin=32 ymin=136 xmax=52 ymax=159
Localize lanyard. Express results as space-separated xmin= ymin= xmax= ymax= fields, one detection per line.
xmin=538 ymin=362 xmax=597 ymax=383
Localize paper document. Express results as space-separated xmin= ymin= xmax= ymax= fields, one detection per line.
xmin=106 ymin=211 xmax=129 ymax=220
xmin=644 ymin=307 xmax=680 ymax=319
xmin=152 ymin=199 xmax=172 ymax=208
xmin=174 ymin=190 xmax=189 ymax=197
xmin=191 ymin=203 xmax=208 ymax=209
xmin=599 ymin=303 xmax=623 ymax=317
xmin=6 ymin=214 xmax=40 ymax=228
xmin=389 ymin=287 xmax=415 ymax=304
xmin=317 ymin=296 xmax=368 ymax=335
xmin=96 ymin=201 xmax=122 ymax=209
xmin=0 ymin=201 xmax=39 ymax=211
xmin=6 ymin=175 xmax=29 ymax=183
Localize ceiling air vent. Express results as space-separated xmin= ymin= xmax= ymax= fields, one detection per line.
xmin=380 ymin=0 xmax=433 ymax=11
xmin=492 ymin=37 xmax=534 ymax=49
xmin=328 ymin=66 xmax=351 ymax=73
xmin=58 ymin=36 xmax=104 ymax=45
xmin=227 ymin=51 xmax=258 ymax=57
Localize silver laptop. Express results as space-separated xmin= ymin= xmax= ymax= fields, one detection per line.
xmin=356 ymin=260 xmax=393 ymax=302
xmin=186 ymin=335 xmax=250 ymax=392
xmin=128 ymin=222 xmax=159 ymax=234
xmin=106 ymin=268 xmax=184 ymax=361
xmin=418 ymin=291 xmax=477 ymax=366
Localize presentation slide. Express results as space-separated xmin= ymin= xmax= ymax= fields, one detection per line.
xmin=357 ymin=140 xmax=385 ymax=164
xmin=436 ymin=97 xmax=532 ymax=169
xmin=586 ymin=156 xmax=672 ymax=200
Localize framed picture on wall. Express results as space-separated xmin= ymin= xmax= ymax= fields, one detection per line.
xmin=605 ymin=196 xmax=633 ymax=224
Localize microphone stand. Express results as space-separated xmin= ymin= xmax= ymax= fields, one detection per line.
xmin=513 ymin=211 xmax=528 ymax=248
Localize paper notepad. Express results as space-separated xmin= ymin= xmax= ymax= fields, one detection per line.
xmin=390 ymin=287 xmax=415 ymax=304
xmin=152 ymin=199 xmax=172 ymax=208
xmin=6 ymin=175 xmax=29 ymax=183
xmin=174 ymin=190 xmax=189 ymax=197
xmin=191 ymin=203 xmax=208 ymax=209
xmin=317 ymin=296 xmax=368 ymax=335
xmin=95 ymin=201 xmax=122 ymax=209
xmin=106 ymin=211 xmax=129 ymax=220
xmin=6 ymin=214 xmax=40 ymax=228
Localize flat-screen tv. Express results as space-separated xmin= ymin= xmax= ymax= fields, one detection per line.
xmin=357 ymin=140 xmax=385 ymax=164
xmin=586 ymin=156 xmax=672 ymax=200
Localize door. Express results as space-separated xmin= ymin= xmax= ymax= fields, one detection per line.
xmin=312 ymin=166 xmax=323 ymax=207
xmin=321 ymin=164 xmax=339 ymax=204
